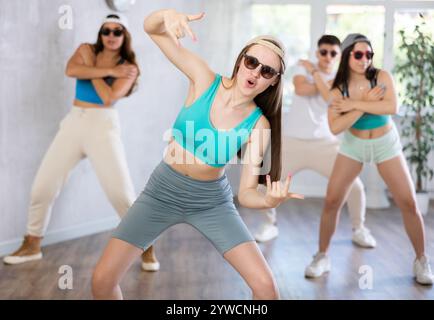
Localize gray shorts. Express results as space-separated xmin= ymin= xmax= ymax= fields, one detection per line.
xmin=112 ymin=160 xmax=255 ymax=255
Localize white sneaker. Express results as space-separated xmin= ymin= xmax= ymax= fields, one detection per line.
xmin=3 ymin=235 xmax=43 ymax=265
xmin=3 ymin=252 xmax=43 ymax=265
xmin=305 ymin=253 xmax=331 ymax=278
xmin=254 ymin=224 xmax=279 ymax=243
xmin=413 ymin=256 xmax=434 ymax=285
xmin=141 ymin=261 xmax=160 ymax=272
xmin=352 ymin=227 xmax=377 ymax=248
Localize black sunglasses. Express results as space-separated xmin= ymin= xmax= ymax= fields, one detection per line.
xmin=243 ymin=53 xmax=280 ymax=79
xmin=319 ymin=49 xmax=338 ymax=58
xmin=100 ymin=27 xmax=124 ymax=37
xmin=352 ymin=50 xmax=374 ymax=60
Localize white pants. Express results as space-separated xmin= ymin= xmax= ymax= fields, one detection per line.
xmin=27 ymin=107 xmax=136 ymax=237
xmin=259 ymin=136 xmax=366 ymax=229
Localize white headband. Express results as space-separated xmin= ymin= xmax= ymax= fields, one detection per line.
xmin=246 ymin=36 xmax=286 ymax=72
xmin=102 ymin=14 xmax=129 ymax=30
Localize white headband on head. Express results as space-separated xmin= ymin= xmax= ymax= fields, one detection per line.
xmin=102 ymin=14 xmax=129 ymax=30
xmin=246 ymin=35 xmax=286 ymax=72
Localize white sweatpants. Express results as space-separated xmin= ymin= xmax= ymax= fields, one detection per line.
xmin=27 ymin=107 xmax=136 ymax=237
xmin=259 ymin=136 xmax=366 ymax=229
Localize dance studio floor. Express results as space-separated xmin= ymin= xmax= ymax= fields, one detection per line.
xmin=1 ymin=198 xmax=433 ymax=300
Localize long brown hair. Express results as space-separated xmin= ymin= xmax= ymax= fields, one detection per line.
xmin=92 ymin=20 xmax=140 ymax=96
xmin=332 ymin=38 xmax=378 ymax=92
xmin=228 ymin=40 xmax=285 ymax=185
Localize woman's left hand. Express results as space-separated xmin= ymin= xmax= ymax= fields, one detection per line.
xmin=264 ymin=174 xmax=304 ymax=208
xmin=330 ymin=97 xmax=355 ymax=114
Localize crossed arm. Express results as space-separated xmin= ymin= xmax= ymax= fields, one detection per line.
xmin=65 ymin=44 xmax=138 ymax=106
xmin=293 ymin=60 xmax=333 ymax=102
xmin=329 ymin=70 xmax=398 ymax=116
xmin=327 ymin=70 xmax=398 ymax=135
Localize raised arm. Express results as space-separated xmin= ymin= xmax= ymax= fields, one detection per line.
xmin=65 ymin=44 xmax=114 ymax=79
xmin=143 ymin=9 xmax=214 ymax=88
xmin=237 ymin=117 xmax=303 ymax=209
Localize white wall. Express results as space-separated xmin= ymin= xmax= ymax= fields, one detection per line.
xmin=1 ymin=0 xmax=433 ymax=256
xmin=0 ymin=0 xmax=238 ymax=255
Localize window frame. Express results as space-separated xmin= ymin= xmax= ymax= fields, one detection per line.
xmin=250 ymin=0 xmax=434 ymax=71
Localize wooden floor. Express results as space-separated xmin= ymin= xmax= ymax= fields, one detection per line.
xmin=1 ymin=198 xmax=434 ymax=300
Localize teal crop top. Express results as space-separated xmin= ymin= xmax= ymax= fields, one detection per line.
xmin=75 ymin=58 xmax=124 ymax=105
xmin=172 ymin=74 xmax=263 ymax=168
xmin=340 ymin=71 xmax=390 ymax=130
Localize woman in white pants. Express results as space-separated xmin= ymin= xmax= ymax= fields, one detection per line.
xmin=255 ymin=35 xmax=376 ymax=248
xmin=3 ymin=14 xmax=159 ymax=271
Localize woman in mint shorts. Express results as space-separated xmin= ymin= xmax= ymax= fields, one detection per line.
xmin=304 ymin=34 xmax=433 ymax=285
xmin=91 ymin=9 xmax=303 ymax=300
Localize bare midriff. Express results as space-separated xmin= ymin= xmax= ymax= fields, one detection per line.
xmin=163 ymin=138 xmax=226 ymax=181
xmin=349 ymin=123 xmax=393 ymax=139
xmin=73 ymin=99 xmax=113 ymax=109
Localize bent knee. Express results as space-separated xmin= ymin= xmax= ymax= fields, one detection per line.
xmin=398 ymin=197 xmax=419 ymax=215
xmin=92 ymin=267 xmax=117 ymax=294
xmin=251 ymin=275 xmax=279 ymax=299
xmin=324 ymin=195 xmax=343 ymax=212
xmin=350 ymin=178 xmax=364 ymax=194
xmin=30 ymin=182 xmax=58 ymax=206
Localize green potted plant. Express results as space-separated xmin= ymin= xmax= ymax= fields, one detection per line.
xmin=394 ymin=14 xmax=434 ymax=215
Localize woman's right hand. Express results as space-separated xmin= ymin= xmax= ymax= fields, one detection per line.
xmin=110 ymin=65 xmax=138 ymax=79
xmin=162 ymin=9 xmax=204 ymax=46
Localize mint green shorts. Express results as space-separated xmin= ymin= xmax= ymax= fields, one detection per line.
xmin=339 ymin=125 xmax=403 ymax=164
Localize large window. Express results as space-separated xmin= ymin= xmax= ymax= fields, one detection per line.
xmin=250 ymin=1 xmax=434 ymax=108
xmin=393 ymin=9 xmax=434 ymax=107
xmin=326 ymin=5 xmax=385 ymax=68
xmin=252 ymin=4 xmax=311 ymax=108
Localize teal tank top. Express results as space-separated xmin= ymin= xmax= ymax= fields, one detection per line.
xmin=75 ymin=79 xmax=109 ymax=105
xmin=74 ymin=58 xmax=124 ymax=105
xmin=172 ymin=74 xmax=263 ymax=168
xmin=340 ymin=72 xmax=390 ymax=130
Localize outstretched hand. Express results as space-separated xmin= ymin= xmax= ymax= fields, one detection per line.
xmin=162 ymin=10 xmax=205 ymax=46
xmin=264 ymin=174 xmax=304 ymax=208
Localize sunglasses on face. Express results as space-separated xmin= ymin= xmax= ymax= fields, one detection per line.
xmin=100 ymin=28 xmax=124 ymax=37
xmin=319 ymin=49 xmax=338 ymax=58
xmin=351 ymin=50 xmax=374 ymax=60
xmin=243 ymin=53 xmax=280 ymax=79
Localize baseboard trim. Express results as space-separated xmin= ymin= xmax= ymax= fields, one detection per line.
xmin=0 ymin=217 xmax=119 ymax=257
